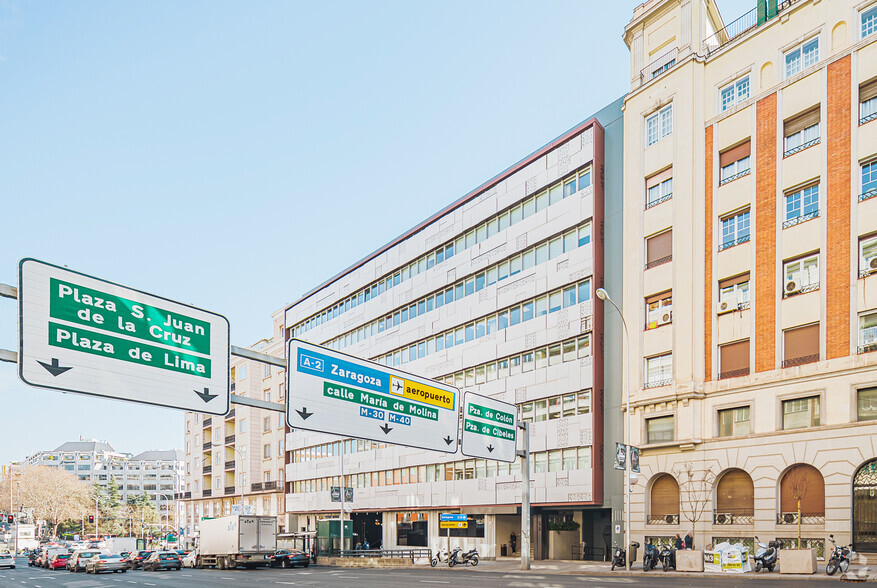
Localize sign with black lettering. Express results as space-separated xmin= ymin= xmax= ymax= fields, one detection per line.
xmin=460 ymin=391 xmax=517 ymax=463
xmin=18 ymin=258 xmax=230 ymax=414
xmin=287 ymin=339 xmax=460 ymax=453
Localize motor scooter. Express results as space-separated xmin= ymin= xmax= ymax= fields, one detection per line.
xmin=642 ymin=542 xmax=660 ymax=571
xmin=430 ymin=547 xmax=449 ymax=567
xmin=610 ymin=541 xmax=639 ymax=571
xmin=753 ymin=536 xmax=778 ymax=572
xmin=448 ymin=546 xmax=479 ymax=567
xmin=659 ymin=544 xmax=676 ymax=571
xmin=826 ymin=534 xmax=855 ymax=576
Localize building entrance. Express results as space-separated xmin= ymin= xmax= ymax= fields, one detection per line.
xmin=854 ymin=460 xmax=877 ymax=552
xmin=351 ymin=512 xmax=382 ymax=549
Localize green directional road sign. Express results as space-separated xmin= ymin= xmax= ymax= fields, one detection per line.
xmin=18 ymin=258 xmax=230 ymax=414
xmin=460 ymin=391 xmax=517 ymax=463
xmin=287 ymin=339 xmax=460 ymax=453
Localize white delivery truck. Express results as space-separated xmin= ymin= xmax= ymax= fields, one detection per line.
xmin=196 ymin=515 xmax=276 ymax=569
xmin=105 ymin=536 xmax=138 ymax=554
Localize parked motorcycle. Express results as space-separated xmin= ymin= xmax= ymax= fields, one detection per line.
xmin=430 ymin=547 xmax=449 ymax=567
xmin=448 ymin=546 xmax=479 ymax=567
xmin=659 ymin=544 xmax=676 ymax=571
xmin=826 ymin=534 xmax=855 ymax=576
xmin=642 ymin=542 xmax=660 ymax=571
xmin=610 ymin=541 xmax=638 ymax=571
xmin=753 ymin=536 xmax=778 ymax=573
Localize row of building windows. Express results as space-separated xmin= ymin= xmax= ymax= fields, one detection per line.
xmin=645 ymin=388 xmax=877 ymax=444
xmin=324 ymin=221 xmax=592 ymax=351
xmin=373 ymin=278 xmax=592 ymax=367
xmin=292 ymin=167 xmax=593 ymax=338
xmin=434 ymin=334 xmax=592 ymax=388
xmin=290 ymin=447 xmax=592 ymax=494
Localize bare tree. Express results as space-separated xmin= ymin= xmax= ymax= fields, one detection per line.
xmin=673 ymin=463 xmax=716 ymax=543
xmin=786 ymin=467 xmax=808 ymax=549
xmin=0 ymin=467 xmax=91 ymax=538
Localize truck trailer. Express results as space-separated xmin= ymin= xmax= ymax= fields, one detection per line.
xmin=196 ymin=515 xmax=276 ymax=569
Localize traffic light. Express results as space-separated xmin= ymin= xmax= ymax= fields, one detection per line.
xmin=88 ymin=515 xmax=95 ymax=524
xmin=6 ymin=515 xmax=12 ymax=524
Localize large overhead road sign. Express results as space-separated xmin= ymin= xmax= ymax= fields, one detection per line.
xmin=286 ymin=339 xmax=459 ymax=453
xmin=18 ymin=259 xmax=230 ymax=415
xmin=461 ymin=391 xmax=517 ymax=463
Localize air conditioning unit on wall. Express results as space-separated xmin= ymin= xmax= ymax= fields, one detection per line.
xmin=658 ymin=312 xmax=672 ymax=325
xmin=785 ymin=280 xmax=799 ymax=294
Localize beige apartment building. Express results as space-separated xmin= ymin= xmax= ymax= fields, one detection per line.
xmin=179 ymin=310 xmax=288 ymax=544
xmin=621 ymin=0 xmax=877 ymax=555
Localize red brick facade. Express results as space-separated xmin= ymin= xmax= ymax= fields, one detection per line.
xmin=826 ymin=55 xmax=852 ymax=359
xmin=755 ymin=93 xmax=777 ymax=373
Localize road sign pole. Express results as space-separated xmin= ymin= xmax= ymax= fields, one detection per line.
xmin=518 ymin=420 xmax=530 ymax=571
xmin=339 ymin=449 xmax=344 ymax=557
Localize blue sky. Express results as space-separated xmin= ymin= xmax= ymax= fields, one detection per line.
xmin=0 ymin=0 xmax=754 ymax=465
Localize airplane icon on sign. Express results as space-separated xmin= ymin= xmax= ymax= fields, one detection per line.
xmin=390 ymin=377 xmax=405 ymax=396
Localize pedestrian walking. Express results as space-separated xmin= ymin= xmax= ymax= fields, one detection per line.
xmin=684 ymin=531 xmax=694 ymax=550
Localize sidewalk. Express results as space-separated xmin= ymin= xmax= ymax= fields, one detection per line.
xmin=459 ymin=556 xmax=873 ymax=581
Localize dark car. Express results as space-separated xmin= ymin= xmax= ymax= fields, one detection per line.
xmin=142 ymin=551 xmax=181 ymax=571
xmin=27 ymin=551 xmax=38 ymax=566
xmin=126 ymin=550 xmax=154 ymax=569
xmin=271 ymin=549 xmax=309 ymax=568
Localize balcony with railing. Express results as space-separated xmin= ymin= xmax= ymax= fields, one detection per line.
xmin=642 ymin=47 xmax=678 ymax=81
xmin=647 ymin=514 xmax=680 ymax=525
xmin=860 ymin=187 xmax=877 ymax=203
xmin=713 ymin=510 xmax=754 ymax=525
xmin=264 ymin=481 xmax=278 ymax=491
xmin=203 ymin=417 xmax=212 ymax=428
xmin=225 ymin=460 xmax=235 ymax=470
xmin=645 ymin=255 xmax=672 ymax=270
xmin=202 ymin=465 xmax=212 ymax=474
xmin=718 ymin=367 xmax=750 ymax=380
xmin=781 ymin=354 xmax=819 ymax=368
xmin=225 ymin=435 xmax=235 ymax=445
xmin=225 ymin=409 xmax=235 ymax=420
xmin=782 ymin=210 xmax=819 ymax=229
xmin=859 ymin=327 xmax=877 ymax=354
xmin=225 ymin=486 xmax=236 ymax=495
xmin=251 ymin=482 xmax=263 ymax=492
xmin=203 ymin=489 xmax=212 ymax=497
xmin=777 ymin=512 xmax=824 ymax=525
xmin=202 ymin=442 xmax=211 ymax=451
xmin=703 ymin=0 xmax=801 ymax=56
xmin=718 ymin=234 xmax=750 ymax=252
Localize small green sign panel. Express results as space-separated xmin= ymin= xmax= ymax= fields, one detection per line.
xmin=19 ymin=259 xmax=230 ymax=414
xmin=460 ymin=391 xmax=517 ymax=463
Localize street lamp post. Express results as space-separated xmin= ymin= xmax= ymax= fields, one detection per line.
xmin=595 ymin=287 xmax=633 ymax=571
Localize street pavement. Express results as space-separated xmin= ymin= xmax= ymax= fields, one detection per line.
xmin=0 ymin=556 xmax=859 ymax=587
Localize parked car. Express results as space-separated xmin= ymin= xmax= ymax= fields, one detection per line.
xmin=142 ymin=550 xmax=181 ymax=571
xmin=0 ymin=553 xmax=14 ymax=569
xmin=67 ymin=550 xmax=103 ymax=572
xmin=85 ymin=553 xmax=128 ymax=574
xmin=49 ymin=553 xmax=72 ymax=570
xmin=181 ymin=551 xmax=198 ymax=568
xmin=271 ymin=549 xmax=310 ymax=568
xmin=125 ymin=550 xmax=154 ymax=569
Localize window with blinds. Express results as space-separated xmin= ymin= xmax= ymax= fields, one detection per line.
xmin=715 ymin=469 xmax=754 ymax=520
xmin=860 ymin=77 xmax=877 ymax=124
xmin=782 ymin=323 xmax=820 ymax=367
xmin=719 ymin=339 xmax=750 ymax=379
xmin=646 ymin=167 xmax=673 ymax=209
xmin=645 ymin=230 xmax=673 ymax=269
xmin=784 ymin=107 xmax=820 ymax=156
xmin=650 ymin=474 xmax=679 ymax=523
xmin=646 ymin=415 xmax=674 ymax=443
xmin=719 ymin=140 xmax=751 ymax=184
xmin=780 ymin=464 xmax=825 ymax=519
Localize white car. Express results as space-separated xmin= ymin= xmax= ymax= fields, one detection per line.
xmin=0 ymin=553 xmax=15 ymax=569
xmin=181 ymin=551 xmax=197 ymax=568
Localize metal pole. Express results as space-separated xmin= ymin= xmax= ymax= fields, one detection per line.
xmin=339 ymin=447 xmax=344 ymax=557
xmin=597 ymin=289 xmax=632 ymax=570
xmin=519 ymin=421 xmax=530 ymax=571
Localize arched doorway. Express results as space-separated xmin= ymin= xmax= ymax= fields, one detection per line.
xmin=853 ymin=460 xmax=877 ymax=552
xmin=715 ymin=469 xmax=754 ymax=525
xmin=649 ymin=474 xmax=680 ymax=525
